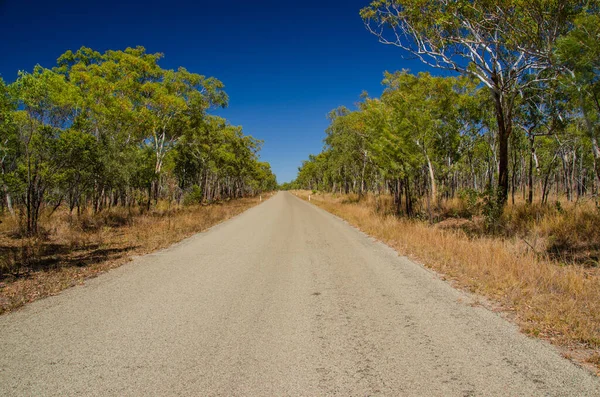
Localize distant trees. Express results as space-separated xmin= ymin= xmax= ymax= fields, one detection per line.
xmin=0 ymin=47 xmax=276 ymax=235
xmin=174 ymin=115 xmax=277 ymax=202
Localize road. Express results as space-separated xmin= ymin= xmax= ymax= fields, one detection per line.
xmin=0 ymin=192 xmax=598 ymax=396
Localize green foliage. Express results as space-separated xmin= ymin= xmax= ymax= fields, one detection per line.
xmin=482 ymin=187 xmax=505 ymax=233
xmin=173 ymin=115 xmax=275 ymax=201
xmin=0 ymin=46 xmax=275 ymax=234
xmin=457 ymin=188 xmax=480 ymax=219
xmin=293 ymin=72 xmax=482 ymax=216
xmin=361 ymin=0 xmax=590 ymax=206
xmin=183 ymin=185 xmax=203 ymax=206
xmin=291 ymin=3 xmax=599 ymax=225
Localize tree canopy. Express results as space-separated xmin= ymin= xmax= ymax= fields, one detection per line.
xmin=0 ymin=47 xmax=276 ymax=235
xmin=360 ymin=0 xmax=594 ymax=205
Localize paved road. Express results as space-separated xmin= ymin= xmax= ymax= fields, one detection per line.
xmin=1 ymin=192 xmax=598 ymax=396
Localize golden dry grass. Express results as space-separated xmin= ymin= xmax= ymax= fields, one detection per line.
xmin=294 ymin=190 xmax=600 ymax=371
xmin=0 ymin=197 xmax=262 ymax=314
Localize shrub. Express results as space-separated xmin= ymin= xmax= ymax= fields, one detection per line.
xmin=456 ymin=188 xmax=480 ymax=218
xmin=482 ymin=187 xmax=504 ymax=233
xmin=183 ymin=185 xmax=203 ymax=206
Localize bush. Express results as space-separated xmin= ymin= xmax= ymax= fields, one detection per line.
xmin=0 ymin=252 xmax=20 ymax=278
xmin=482 ymin=187 xmax=504 ymax=233
xmin=183 ymin=185 xmax=203 ymax=206
xmin=457 ymin=188 xmax=480 ymax=218
xmin=100 ymin=209 xmax=133 ymax=227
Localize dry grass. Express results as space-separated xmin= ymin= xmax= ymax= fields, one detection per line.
xmin=0 ymin=197 xmax=262 ymax=314
xmin=294 ymin=190 xmax=600 ymax=372
xmin=537 ymin=206 xmax=600 ymax=265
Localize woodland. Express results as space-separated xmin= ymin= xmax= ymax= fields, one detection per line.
xmin=0 ymin=47 xmax=277 ymax=237
xmin=286 ymin=1 xmax=600 ymax=226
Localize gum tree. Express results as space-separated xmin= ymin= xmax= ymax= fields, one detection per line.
xmin=11 ymin=67 xmax=79 ymax=234
xmin=140 ymin=66 xmax=228 ymax=202
xmin=361 ymin=0 xmax=585 ymax=205
xmin=0 ymin=78 xmax=17 ymax=216
xmin=555 ymin=13 xmax=600 ymax=185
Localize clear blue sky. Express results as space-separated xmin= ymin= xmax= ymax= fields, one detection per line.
xmin=0 ymin=0 xmax=427 ymax=183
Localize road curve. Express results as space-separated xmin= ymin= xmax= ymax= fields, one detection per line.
xmin=0 ymin=192 xmax=598 ymax=396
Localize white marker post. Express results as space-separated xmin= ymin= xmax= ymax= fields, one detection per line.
xmin=260 ymin=195 xmax=262 ymax=202
xmin=309 ymin=195 xmax=311 ymax=202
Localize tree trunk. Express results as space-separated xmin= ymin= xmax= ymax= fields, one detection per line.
xmin=492 ymin=89 xmax=511 ymax=206
xmin=395 ymin=178 xmax=402 ymax=215
xmin=3 ymin=187 xmax=15 ymax=218
xmin=581 ymin=100 xmax=600 ymax=186
xmin=528 ymin=136 xmax=535 ymax=204
xmin=359 ymin=151 xmax=367 ymax=198
xmin=404 ymin=176 xmax=412 ymax=217
xmin=425 ymin=153 xmax=437 ymax=205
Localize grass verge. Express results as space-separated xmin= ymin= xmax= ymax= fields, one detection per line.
xmin=0 ymin=197 xmax=262 ymax=314
xmin=294 ymin=190 xmax=600 ymax=373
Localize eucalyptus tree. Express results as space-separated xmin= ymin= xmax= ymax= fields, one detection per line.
xmin=0 ymin=78 xmax=17 ymax=216
xmin=11 ymin=66 xmax=80 ymax=234
xmin=325 ymin=107 xmax=373 ymax=195
xmin=139 ymin=66 xmax=228 ymax=202
xmin=514 ymin=77 xmax=567 ymax=203
xmin=361 ymin=0 xmax=586 ymax=205
xmin=555 ymin=13 xmax=600 ymax=185
xmin=56 ymin=47 xmax=155 ymax=210
xmin=365 ymin=72 xmax=477 ymax=209
xmin=381 ymin=71 xmax=433 ymax=191
xmin=296 ymin=153 xmax=330 ymax=192
xmin=173 ymin=115 xmax=273 ymax=202
xmin=254 ymin=162 xmax=278 ymax=193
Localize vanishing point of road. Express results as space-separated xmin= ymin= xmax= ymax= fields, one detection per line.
xmin=1 ymin=192 xmax=598 ymax=396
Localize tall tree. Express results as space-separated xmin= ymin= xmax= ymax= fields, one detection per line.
xmin=555 ymin=13 xmax=600 ymax=185
xmin=0 ymin=78 xmax=17 ymax=216
xmin=361 ymin=0 xmax=585 ymax=205
xmin=140 ymin=66 xmax=228 ymax=201
xmin=11 ymin=66 xmax=79 ymax=234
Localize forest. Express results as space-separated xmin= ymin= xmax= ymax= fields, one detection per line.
xmin=287 ymin=1 xmax=600 ymax=224
xmin=0 ymin=46 xmax=277 ymax=236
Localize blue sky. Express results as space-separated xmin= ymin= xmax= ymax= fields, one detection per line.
xmin=0 ymin=0 xmax=427 ymax=182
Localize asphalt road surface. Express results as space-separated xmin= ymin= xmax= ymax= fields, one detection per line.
xmin=1 ymin=192 xmax=599 ymax=396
